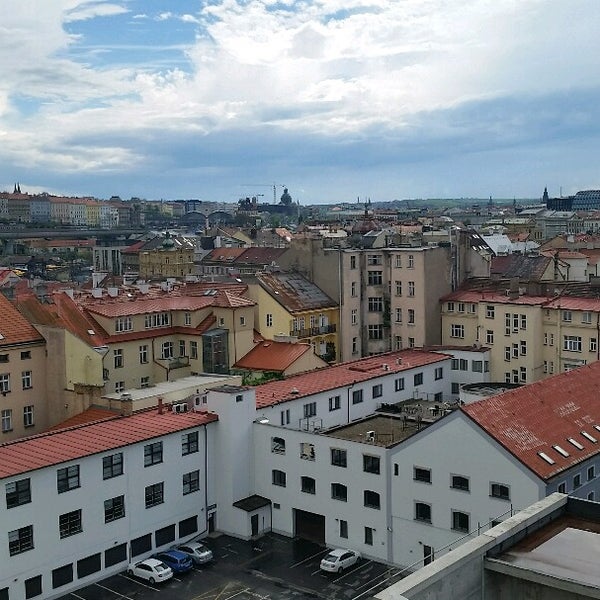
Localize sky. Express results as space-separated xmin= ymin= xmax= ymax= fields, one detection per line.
xmin=1 ymin=0 xmax=600 ymax=204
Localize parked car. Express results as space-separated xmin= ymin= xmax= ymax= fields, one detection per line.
xmin=320 ymin=548 xmax=361 ymax=573
xmin=127 ymin=558 xmax=173 ymax=584
xmin=153 ymin=550 xmax=194 ymax=573
xmin=176 ymin=541 xmax=214 ymax=565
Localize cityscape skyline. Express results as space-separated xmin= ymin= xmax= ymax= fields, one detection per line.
xmin=1 ymin=1 xmax=600 ymax=203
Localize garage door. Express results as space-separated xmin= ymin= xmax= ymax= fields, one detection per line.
xmin=294 ymin=508 xmax=325 ymax=544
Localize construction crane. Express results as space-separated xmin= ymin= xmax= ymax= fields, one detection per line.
xmin=241 ymin=183 xmax=286 ymax=204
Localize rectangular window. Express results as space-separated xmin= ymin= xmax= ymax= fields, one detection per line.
xmin=190 ymin=341 xmax=198 ymax=360
xmin=458 ymin=302 xmax=465 ymax=313
xmin=300 ymin=442 xmax=315 ymax=461
xmin=139 ymin=344 xmax=148 ymax=364
xmin=368 ymin=297 xmax=383 ymax=312
xmin=573 ymin=473 xmax=582 ymax=489
xmin=563 ymin=336 xmax=582 ymax=352
xmin=486 ymin=305 xmax=496 ymax=318
xmin=451 ymin=475 xmax=469 ymax=491
xmin=520 ymin=314 xmax=527 ymax=329
xmin=363 ymin=455 xmax=381 ymax=474
xmin=114 ymin=380 xmax=125 ymax=393
xmin=363 ymin=490 xmax=381 ymax=509
xmin=5 ymin=478 xmax=31 ymax=508
xmin=57 ymin=465 xmax=80 ymax=493
xmin=266 ymin=313 xmax=273 ymax=327
xmin=182 ymin=431 xmax=199 ymax=455
xmin=331 ymin=448 xmax=347 ymax=467
xmin=350 ymin=256 xmax=356 ymax=269
xmin=562 ymin=310 xmax=572 ymax=322
xmin=104 ymin=495 xmax=125 ymax=523
xmin=351 ymin=282 xmax=357 ymax=297
xmin=1 ymin=409 xmax=12 ymax=432
xmin=395 ymin=307 xmax=403 ymax=322
xmin=395 ymin=377 xmax=405 ymax=392
xmin=331 ymin=482 xmax=347 ymax=501
xmin=408 ymin=281 xmax=415 ymax=297
xmin=161 ymin=341 xmax=173 ymax=359
xmin=505 ymin=346 xmax=511 ymax=361
xmin=394 ymin=335 xmax=402 ymax=350
xmin=21 ymin=371 xmax=32 ymax=390
xmin=303 ymin=402 xmax=317 ymax=418
xmin=408 ymin=254 xmax=414 ymax=268
xmin=145 ymin=482 xmax=164 ymax=508
xmin=140 ymin=376 xmax=150 ymax=388
xmin=352 ymin=389 xmax=363 ymax=404
xmin=372 ymin=384 xmax=383 ymax=398
xmin=144 ymin=441 xmax=163 ymax=467
xmin=0 ymin=374 xmax=10 ymax=393
xmin=450 ymin=324 xmax=464 ymax=338
xmin=414 ymin=372 xmax=423 ymax=386
xmin=271 ymin=436 xmax=285 ymax=454
xmin=280 ymin=409 xmax=290 ymax=425
xmin=587 ymin=465 xmax=595 ymax=481
xmin=590 ymin=338 xmax=597 ymax=352
xmin=23 ymin=405 xmax=34 ymax=428
xmin=408 ymin=309 xmax=415 ymax=324
xmin=144 ymin=312 xmax=170 ymax=328
xmin=451 ymin=382 xmax=460 ymax=394
xmin=368 ymin=324 xmax=384 ymax=339
xmin=364 ymin=526 xmax=374 ymax=545
xmin=339 ymin=520 xmax=348 ymax=539
xmin=21 ymin=351 xmax=31 ymax=360
xmin=414 ymin=466 xmax=431 ymax=483
xmin=351 ymin=309 xmax=357 ymax=325
xmin=367 ymin=254 xmax=382 ymax=265
xmin=8 ymin=525 xmax=33 ymax=556
xmin=184 ymin=312 xmax=191 ymax=325
xmin=434 ymin=367 xmax=443 ymax=380
xmin=272 ymin=470 xmax=286 ymax=487
xmin=512 ymin=343 xmax=519 ymax=358
xmin=301 ymin=476 xmax=316 ymax=494
xmin=447 ymin=302 xmax=455 ymax=312
xmin=115 ymin=316 xmax=132 ymax=332
xmin=415 ymin=502 xmax=431 ymax=523
xmin=179 ymin=340 xmax=186 ymax=357
xmin=472 ymin=360 xmax=483 ymax=373
xmin=328 ymin=395 xmax=341 ymax=411
xmin=451 ymin=511 xmax=469 ymax=532
xmin=395 ymin=281 xmax=402 ymax=296
xmin=490 ymin=482 xmax=510 ymax=500
xmin=113 ymin=349 xmax=123 ymax=368
xmin=183 ymin=470 xmax=200 ymax=495
xmin=367 ymin=271 xmax=383 ymax=285
xmin=102 ymin=453 xmax=123 ymax=479
xmin=59 ymin=509 xmax=82 ymax=538
xmin=486 ymin=330 xmax=494 ymax=344
xmin=520 ymin=340 xmax=527 ymax=356
xmin=582 ymin=311 xmax=592 ymax=324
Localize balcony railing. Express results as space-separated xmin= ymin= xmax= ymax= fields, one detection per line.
xmin=290 ymin=324 xmax=337 ymax=337
xmin=158 ymin=356 xmax=190 ymax=369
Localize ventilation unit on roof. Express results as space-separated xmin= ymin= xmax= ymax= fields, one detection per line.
xmin=172 ymin=403 xmax=188 ymax=414
xmin=382 ymin=364 xmax=389 ymax=371
xmin=365 ymin=430 xmax=376 ymax=443
xmin=290 ymin=388 xmax=299 ymax=395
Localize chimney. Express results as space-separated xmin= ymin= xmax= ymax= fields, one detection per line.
xmin=120 ymin=393 xmax=133 ymax=417
xmin=158 ymin=397 xmax=163 ymax=415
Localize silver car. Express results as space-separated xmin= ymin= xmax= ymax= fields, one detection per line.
xmin=176 ymin=541 xmax=214 ymax=565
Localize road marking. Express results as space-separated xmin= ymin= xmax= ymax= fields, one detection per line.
xmin=333 ymin=560 xmax=372 ymax=584
xmin=290 ymin=548 xmax=328 ymax=568
xmin=117 ymin=574 xmax=160 ymax=592
xmin=69 ymin=594 xmax=88 ymax=600
xmin=350 ymin=567 xmax=401 ymax=600
xmin=224 ymin=588 xmax=251 ymax=600
xmin=95 ymin=582 xmax=136 ymax=598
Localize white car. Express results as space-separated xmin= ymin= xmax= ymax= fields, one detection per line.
xmin=176 ymin=541 xmax=214 ymax=565
xmin=320 ymin=548 xmax=361 ymax=573
xmin=127 ymin=558 xmax=173 ymax=584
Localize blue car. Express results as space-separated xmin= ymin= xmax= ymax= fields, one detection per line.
xmin=153 ymin=550 xmax=193 ymax=573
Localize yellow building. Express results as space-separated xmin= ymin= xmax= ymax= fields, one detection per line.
xmin=138 ymin=233 xmax=196 ymax=279
xmin=247 ymin=272 xmax=339 ymax=363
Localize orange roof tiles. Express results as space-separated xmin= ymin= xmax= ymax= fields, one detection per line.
xmin=47 ymin=407 xmax=119 ymax=430
xmin=86 ymin=296 xmax=214 ymax=317
xmin=254 ymin=350 xmax=447 ymax=409
xmin=462 ymin=362 xmax=600 ymax=480
xmin=0 ymin=294 xmax=45 ymax=347
xmin=0 ymin=408 xmax=218 ymax=479
xmin=442 ymin=290 xmax=549 ymax=306
xmin=235 ymin=341 xmax=312 ymax=372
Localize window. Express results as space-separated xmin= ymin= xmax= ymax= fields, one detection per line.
xmin=408 ymin=254 xmax=414 ymax=268
xmin=59 ymin=509 xmax=82 ymax=538
xmin=21 ymin=370 xmax=32 ymax=390
xmin=57 ymin=465 xmax=80 ymax=493
xmin=451 ymin=359 xmax=459 ymax=370
xmin=303 ymin=402 xmax=316 ymax=418
xmin=557 ymin=482 xmax=566 ymax=493
xmin=504 ymin=313 xmax=511 ymax=336
xmin=505 ymin=346 xmax=511 ymax=362
xmin=490 ymin=482 xmax=510 ymax=500
xmin=351 ymin=281 xmax=357 ymax=297
xmin=104 ymin=495 xmax=125 ymax=522
xmin=139 ymin=344 xmax=148 ymax=364
xmin=587 ymin=465 xmax=595 ymax=481
xmin=331 ymin=448 xmax=347 ymax=467
xmin=368 ymin=324 xmax=383 ymax=339
xmin=352 ymin=389 xmax=363 ymax=404
xmin=367 ymin=254 xmax=381 ymax=265
xmin=1 ymin=409 xmax=12 ymax=432
xmin=144 ymin=312 xmax=170 ymax=328
xmin=183 ymin=470 xmax=200 ymax=495
xmin=415 ymin=502 xmax=431 ymax=523
xmin=190 ymin=341 xmax=198 ymax=359
xmin=301 ymin=476 xmax=316 ymax=494
xmin=364 ymin=526 xmax=374 ymax=545
xmin=451 ymin=475 xmax=469 ymax=491
xmin=0 ymin=355 xmax=7 ymax=364
xmin=115 ymin=316 xmax=132 ymax=332
xmin=512 ymin=343 xmax=519 ymax=358
xmin=485 ymin=305 xmax=495 ymax=319
xmin=562 ymin=310 xmax=572 ymax=322
xmin=434 ymin=367 xmax=443 ymax=380
xmin=414 ymin=467 xmax=431 ymax=483
xmin=395 ymin=307 xmax=403 ymax=323
xmin=145 ymin=482 xmax=164 ymax=507
xmin=472 ymin=360 xmax=483 ymax=373
xmin=563 ymin=336 xmax=582 ymax=352
xmin=144 ymin=442 xmax=163 ymax=466
xmin=240 ymin=315 xmax=246 ymax=326
xmin=408 ymin=309 xmax=415 ymax=324
xmin=368 ymin=297 xmax=383 ymax=312
xmin=520 ymin=340 xmax=527 ymax=356
xmin=161 ymin=341 xmax=174 ymax=359
xmin=591 ymin=338 xmax=597 ymax=352
xmin=458 ymin=302 xmax=465 ymax=313
xmin=395 ymin=255 xmax=402 ymax=268
xmin=350 ymin=255 xmax=356 ymax=269
xmin=6 ymin=478 xmax=31 ymax=508
xmin=180 ymin=431 xmax=199 ymax=456
xmin=395 ymin=281 xmax=402 ymax=296
xmin=331 ymin=483 xmax=347 ymax=501
xmin=271 ymin=437 xmax=285 ymax=454
xmin=520 ymin=314 xmax=527 ymax=329
xmin=414 ymin=372 xmax=423 ymax=386
xmin=452 ymin=511 xmax=469 ymax=532
xmin=582 ymin=311 xmax=592 ymax=324
xmin=408 ymin=281 xmax=415 ymax=297
xmin=395 ymin=377 xmax=405 ymax=391
xmin=520 ymin=366 xmax=527 ymax=382
xmin=103 ymin=453 xmax=123 ymax=479
xmin=0 ymin=373 xmax=10 ymax=393
xmin=113 ymin=349 xmax=123 ymax=368
xmin=447 ymin=302 xmax=455 ymax=312
xmin=486 ymin=330 xmax=494 ymax=344
xmin=280 ymin=409 xmax=290 ymax=425
xmin=300 ymin=442 xmax=315 ymax=460
xmin=114 ymin=380 xmax=124 ymax=393
xmin=573 ymin=473 xmax=582 ymax=489
xmin=450 ymin=324 xmax=464 ymax=339
xmin=8 ymin=525 xmax=33 ymax=556
xmin=184 ymin=312 xmax=192 ymax=325
xmin=451 ymin=382 xmax=460 ymax=394
xmin=179 ymin=340 xmax=186 ymax=357
xmin=266 ymin=313 xmax=273 ymax=327
xmin=363 ymin=455 xmax=381 ymax=474
xmin=272 ymin=470 xmax=286 ymax=487
xmin=372 ymin=384 xmax=383 ymax=398
xmin=329 ymin=395 xmax=341 ymax=411
xmin=367 ymin=271 xmax=383 ymax=285
xmin=339 ymin=520 xmax=348 ymax=539
xmin=364 ymin=490 xmax=381 ymax=509
xmin=351 ymin=309 xmax=357 ymax=325
xmin=21 ymin=350 xmax=31 ymax=359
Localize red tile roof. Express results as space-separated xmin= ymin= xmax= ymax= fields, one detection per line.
xmin=254 ymin=350 xmax=448 ymax=409
xmin=0 ymin=294 xmax=45 ymax=346
xmin=86 ymin=296 xmax=215 ymax=318
xmin=47 ymin=407 xmax=119 ymax=430
xmin=442 ymin=290 xmax=549 ymax=306
xmin=462 ymin=362 xmax=600 ymax=480
xmin=234 ymin=341 xmax=313 ymax=372
xmin=0 ymin=408 xmax=218 ymax=479
xmin=212 ymin=290 xmax=255 ymax=308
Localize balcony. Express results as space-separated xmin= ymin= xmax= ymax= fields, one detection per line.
xmin=290 ymin=324 xmax=337 ymax=337
xmin=158 ymin=356 xmax=190 ymax=370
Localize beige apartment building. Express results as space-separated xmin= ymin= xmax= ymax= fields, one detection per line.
xmin=441 ymin=285 xmax=600 ymax=383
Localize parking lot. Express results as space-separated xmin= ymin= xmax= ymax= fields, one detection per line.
xmin=58 ymin=533 xmax=406 ymax=600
